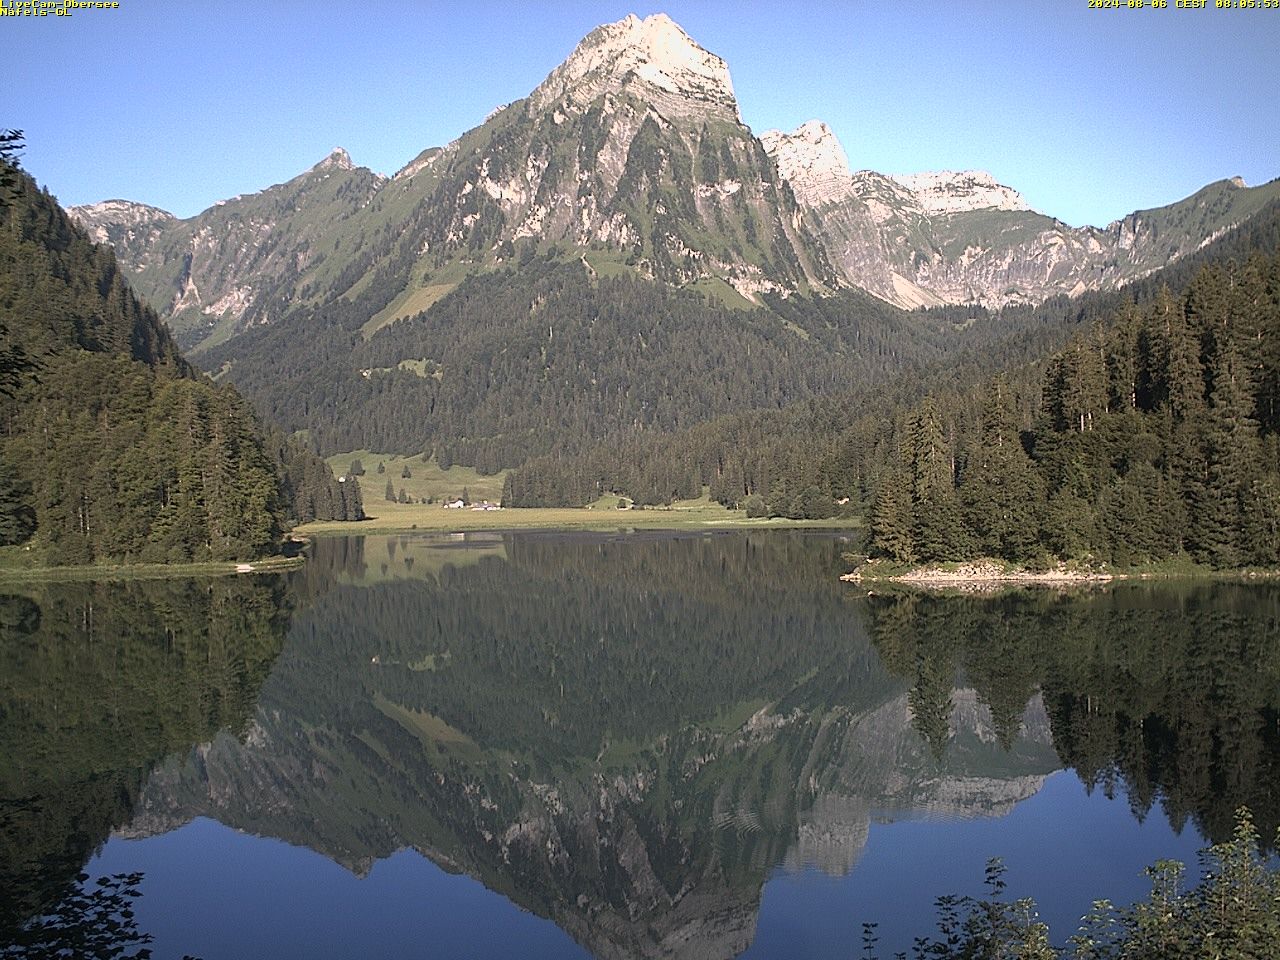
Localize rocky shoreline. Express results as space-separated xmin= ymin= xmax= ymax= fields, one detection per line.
xmin=841 ymin=560 xmax=1114 ymax=589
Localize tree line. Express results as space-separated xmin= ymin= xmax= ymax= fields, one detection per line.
xmin=867 ymin=255 xmax=1280 ymax=568
xmin=0 ymin=149 xmax=361 ymax=564
xmin=505 ymin=216 xmax=1280 ymax=568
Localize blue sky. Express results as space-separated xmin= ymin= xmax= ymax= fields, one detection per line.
xmin=5 ymin=0 xmax=1278 ymax=227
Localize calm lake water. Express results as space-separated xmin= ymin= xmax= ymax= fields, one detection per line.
xmin=2 ymin=530 xmax=1277 ymax=959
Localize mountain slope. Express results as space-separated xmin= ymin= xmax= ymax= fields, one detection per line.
xmin=763 ymin=119 xmax=1280 ymax=309
xmin=72 ymin=14 xmax=837 ymax=359
xmin=0 ymin=160 xmax=361 ymax=563
xmin=504 ymin=200 xmax=1280 ymax=515
xmin=64 ymin=13 xmax=1280 ymax=472
xmin=73 ymin=150 xmax=385 ymax=352
xmin=197 ymin=256 xmax=936 ymax=464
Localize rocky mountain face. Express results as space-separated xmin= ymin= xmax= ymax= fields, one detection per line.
xmin=67 ymin=12 xmax=1279 ymax=345
xmin=73 ymin=151 xmax=384 ymax=349
xmin=762 ymin=119 xmax=1280 ymax=308
xmin=69 ymin=198 xmax=176 ymax=260
xmin=123 ymin=684 xmax=1056 ymax=960
xmin=106 ymin=529 xmax=1061 ymax=960
xmin=72 ymin=14 xmax=837 ymax=355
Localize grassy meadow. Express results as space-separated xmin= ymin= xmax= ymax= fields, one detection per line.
xmin=326 ymin=451 xmax=508 ymax=505
xmin=302 ymin=459 xmax=862 ymax=535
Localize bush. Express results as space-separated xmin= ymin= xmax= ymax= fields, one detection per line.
xmin=863 ymin=808 xmax=1279 ymax=960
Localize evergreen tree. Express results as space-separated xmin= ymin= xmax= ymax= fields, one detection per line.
xmin=909 ymin=398 xmax=952 ymax=501
xmin=960 ymin=379 xmax=1044 ymax=559
xmin=0 ymin=457 xmax=36 ymax=546
xmin=1198 ymin=339 xmax=1258 ymax=566
xmin=870 ymin=474 xmax=915 ymax=563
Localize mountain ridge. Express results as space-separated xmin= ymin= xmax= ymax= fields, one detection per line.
xmin=69 ymin=11 xmax=1279 ymax=341
xmin=59 ymin=12 xmax=1280 ymax=473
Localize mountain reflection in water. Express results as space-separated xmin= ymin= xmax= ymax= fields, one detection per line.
xmin=2 ymin=530 xmax=1277 ymax=959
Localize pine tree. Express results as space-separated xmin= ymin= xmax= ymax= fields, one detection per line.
xmin=1198 ymin=339 xmax=1258 ymax=566
xmin=870 ymin=474 xmax=916 ymax=563
xmin=909 ymin=398 xmax=952 ymax=501
xmin=0 ymin=456 xmax=36 ymax=546
xmin=960 ymin=379 xmax=1045 ymax=560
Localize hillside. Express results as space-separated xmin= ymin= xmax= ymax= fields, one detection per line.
xmin=65 ymin=14 xmax=1280 ymax=475
xmin=71 ymin=16 xmax=1280 ymax=349
xmin=505 ymin=202 xmax=1280 ymax=575
xmin=0 ymin=154 xmax=362 ymax=565
xmin=198 ymin=256 xmax=947 ymax=465
xmin=763 ymin=119 xmax=1280 ymax=309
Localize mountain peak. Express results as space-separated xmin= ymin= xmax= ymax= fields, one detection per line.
xmin=314 ymin=147 xmax=353 ymax=172
xmin=529 ymin=13 xmax=737 ymax=121
xmin=761 ymin=120 xmax=853 ymax=207
xmin=888 ymin=170 xmax=1031 ymax=215
xmin=68 ymin=199 xmax=177 ymax=247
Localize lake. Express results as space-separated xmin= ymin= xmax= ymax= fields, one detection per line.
xmin=2 ymin=530 xmax=1277 ymax=959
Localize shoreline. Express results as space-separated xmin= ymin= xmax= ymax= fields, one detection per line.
xmin=841 ymin=560 xmax=1114 ymax=588
xmin=842 ymin=558 xmax=1280 ymax=590
xmin=0 ymin=554 xmax=304 ymax=584
xmin=294 ymin=505 xmax=860 ymax=536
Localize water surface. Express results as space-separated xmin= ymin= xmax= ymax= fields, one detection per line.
xmin=2 ymin=530 xmax=1277 ymax=958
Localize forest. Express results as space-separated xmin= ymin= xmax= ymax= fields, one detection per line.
xmin=199 ymin=253 xmax=951 ymax=468
xmin=863 ymin=255 xmax=1280 ymax=569
xmin=505 ymin=212 xmax=1280 ymax=569
xmin=0 ymin=147 xmax=361 ymax=565
xmin=0 ymin=575 xmax=292 ymax=943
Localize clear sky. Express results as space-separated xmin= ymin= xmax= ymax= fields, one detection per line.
xmin=5 ymin=0 xmax=1278 ymax=227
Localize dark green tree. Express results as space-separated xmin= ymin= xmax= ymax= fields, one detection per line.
xmin=960 ymin=379 xmax=1044 ymax=559
xmin=0 ymin=457 xmax=36 ymax=546
xmin=869 ymin=473 xmax=915 ymax=563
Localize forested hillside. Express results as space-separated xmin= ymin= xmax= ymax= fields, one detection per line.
xmin=0 ymin=149 xmax=361 ymax=564
xmin=505 ymin=210 xmax=1280 ymax=568
xmin=861 ymin=255 xmax=1280 ymax=568
xmin=200 ymin=254 xmax=946 ymax=467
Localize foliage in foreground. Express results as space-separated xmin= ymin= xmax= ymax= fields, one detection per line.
xmin=0 ymin=871 xmax=203 ymax=960
xmin=866 ymin=808 xmax=1278 ymax=960
xmin=0 ymin=151 xmax=361 ymax=564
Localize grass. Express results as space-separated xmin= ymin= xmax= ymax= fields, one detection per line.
xmin=296 ymin=492 xmax=862 ymax=536
xmin=582 ymin=250 xmax=636 ymax=279
xmin=327 ymin=451 xmax=508 ymax=505
xmin=360 ymin=282 xmax=458 ymax=338
xmin=0 ymin=549 xmax=303 ymax=583
xmin=685 ymin=276 xmax=753 ymax=309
